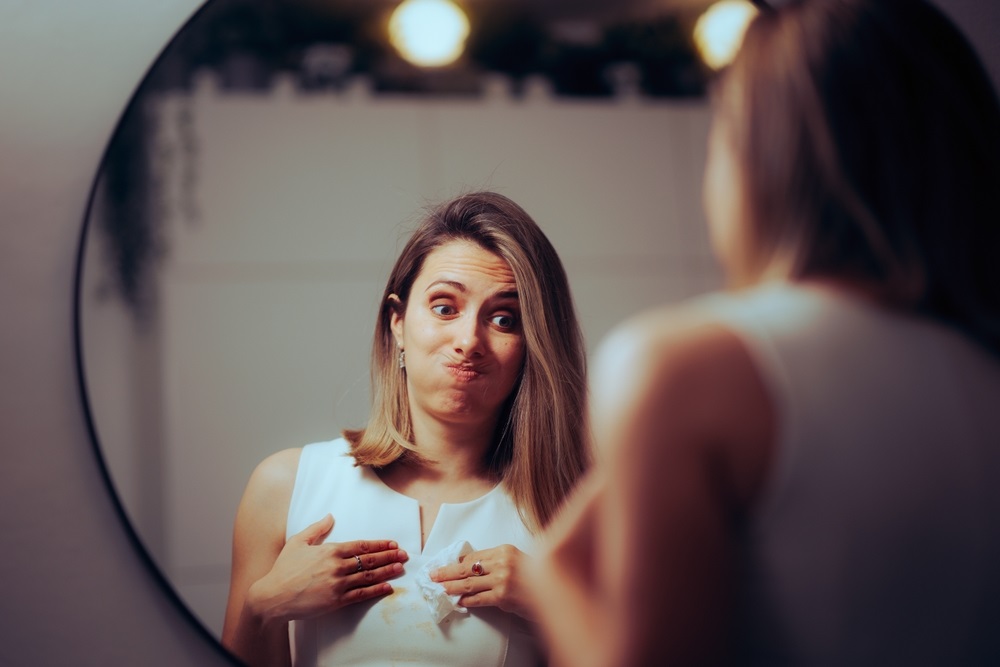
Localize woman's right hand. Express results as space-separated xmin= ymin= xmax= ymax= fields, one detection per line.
xmin=224 ymin=449 xmax=406 ymax=667
xmin=248 ymin=513 xmax=409 ymax=625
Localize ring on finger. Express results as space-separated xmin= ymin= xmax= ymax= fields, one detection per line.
xmin=471 ymin=560 xmax=486 ymax=577
xmin=355 ymin=555 xmax=363 ymax=572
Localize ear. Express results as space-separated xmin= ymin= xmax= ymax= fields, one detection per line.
xmin=387 ymin=294 xmax=405 ymax=348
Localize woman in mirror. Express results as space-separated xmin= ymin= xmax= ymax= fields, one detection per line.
xmin=531 ymin=0 xmax=1000 ymax=664
xmin=222 ymin=191 xmax=590 ymax=666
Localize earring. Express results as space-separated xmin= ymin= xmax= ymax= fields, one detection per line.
xmin=398 ymin=350 xmax=405 ymax=369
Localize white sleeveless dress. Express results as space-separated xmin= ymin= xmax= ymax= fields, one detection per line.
xmin=286 ymin=438 xmax=542 ymax=666
xmin=697 ymin=282 xmax=1000 ymax=664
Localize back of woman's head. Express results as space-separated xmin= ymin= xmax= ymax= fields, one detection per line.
xmin=347 ymin=191 xmax=590 ymax=531
xmin=722 ymin=0 xmax=1000 ymax=353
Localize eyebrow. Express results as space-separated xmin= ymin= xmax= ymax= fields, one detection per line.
xmin=425 ymin=279 xmax=466 ymax=293
xmin=424 ymin=280 xmax=518 ymax=300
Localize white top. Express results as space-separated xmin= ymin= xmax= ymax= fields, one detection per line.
xmin=698 ymin=282 xmax=1000 ymax=664
xmin=286 ymin=438 xmax=541 ymax=667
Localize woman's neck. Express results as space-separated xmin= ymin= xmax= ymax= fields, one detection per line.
xmin=377 ymin=413 xmax=499 ymax=508
xmin=406 ymin=412 xmax=498 ymax=483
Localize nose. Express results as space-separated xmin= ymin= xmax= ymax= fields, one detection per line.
xmin=453 ymin=314 xmax=485 ymax=358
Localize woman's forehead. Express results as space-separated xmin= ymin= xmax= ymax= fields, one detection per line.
xmin=415 ymin=240 xmax=517 ymax=292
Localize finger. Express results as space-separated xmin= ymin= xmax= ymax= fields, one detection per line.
xmin=457 ymin=590 xmax=528 ymax=618
xmin=347 ymin=561 xmax=406 ymax=588
xmin=341 ymin=581 xmax=394 ymax=606
xmin=457 ymin=590 xmax=497 ymax=609
xmin=432 ymin=551 xmax=488 ymax=582
xmin=336 ymin=548 xmax=409 ymax=575
xmin=333 ymin=539 xmax=401 ymax=558
xmin=299 ymin=513 xmax=335 ymax=545
xmin=438 ymin=574 xmax=491 ymax=598
xmin=429 ymin=563 xmax=462 ymax=582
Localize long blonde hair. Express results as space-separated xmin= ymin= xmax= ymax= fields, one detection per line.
xmin=720 ymin=0 xmax=1000 ymax=355
xmin=344 ymin=192 xmax=590 ymax=531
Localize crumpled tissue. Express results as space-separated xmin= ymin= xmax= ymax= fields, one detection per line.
xmin=416 ymin=540 xmax=474 ymax=623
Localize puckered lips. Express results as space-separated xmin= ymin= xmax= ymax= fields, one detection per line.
xmin=443 ymin=359 xmax=487 ymax=382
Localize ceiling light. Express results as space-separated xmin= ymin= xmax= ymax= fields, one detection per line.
xmin=694 ymin=0 xmax=758 ymax=70
xmin=389 ymin=0 xmax=470 ymax=68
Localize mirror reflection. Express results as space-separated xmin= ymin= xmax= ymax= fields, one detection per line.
xmin=78 ymin=0 xmax=727 ymax=640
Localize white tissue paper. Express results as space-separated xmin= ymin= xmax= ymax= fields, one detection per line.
xmin=416 ymin=540 xmax=475 ymax=623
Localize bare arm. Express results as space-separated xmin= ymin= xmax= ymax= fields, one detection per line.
xmin=222 ymin=448 xmax=300 ymax=667
xmin=534 ymin=311 xmax=776 ymax=665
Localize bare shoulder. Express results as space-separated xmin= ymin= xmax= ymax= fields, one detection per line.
xmin=593 ymin=302 xmax=755 ymax=415
xmin=235 ymin=448 xmax=303 ymax=537
xmin=248 ymin=448 xmax=302 ymax=496
xmin=592 ymin=302 xmax=775 ymax=506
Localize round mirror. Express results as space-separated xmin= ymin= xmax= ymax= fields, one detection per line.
xmin=76 ymin=0 xmax=723 ymax=647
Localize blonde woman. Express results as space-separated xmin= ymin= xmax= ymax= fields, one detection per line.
xmin=223 ymin=192 xmax=589 ymax=666
xmin=533 ymin=0 xmax=1000 ymax=664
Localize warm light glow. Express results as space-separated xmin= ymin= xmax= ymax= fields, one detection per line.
xmin=694 ymin=0 xmax=758 ymax=70
xmin=389 ymin=0 xmax=470 ymax=68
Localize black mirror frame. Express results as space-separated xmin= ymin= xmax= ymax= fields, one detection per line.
xmin=72 ymin=1 xmax=243 ymax=664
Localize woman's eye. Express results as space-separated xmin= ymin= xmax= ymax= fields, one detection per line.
xmin=491 ymin=313 xmax=518 ymax=330
xmin=431 ymin=304 xmax=457 ymax=317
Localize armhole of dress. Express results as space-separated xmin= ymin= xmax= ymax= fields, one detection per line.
xmin=707 ymin=303 xmax=798 ymax=523
xmin=285 ymin=444 xmax=313 ymax=541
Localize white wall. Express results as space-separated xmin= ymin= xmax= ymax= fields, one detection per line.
xmin=1 ymin=1 xmax=997 ymax=665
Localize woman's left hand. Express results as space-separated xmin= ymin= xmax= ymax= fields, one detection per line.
xmin=430 ymin=544 xmax=535 ymax=619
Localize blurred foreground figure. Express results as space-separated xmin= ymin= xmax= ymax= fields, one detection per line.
xmin=532 ymin=0 xmax=1000 ymax=664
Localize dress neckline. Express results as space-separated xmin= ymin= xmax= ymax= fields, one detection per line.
xmin=362 ymin=464 xmax=504 ymax=509
xmin=361 ymin=464 xmax=506 ymax=554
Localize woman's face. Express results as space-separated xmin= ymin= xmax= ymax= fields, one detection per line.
xmin=391 ymin=239 xmax=526 ymax=432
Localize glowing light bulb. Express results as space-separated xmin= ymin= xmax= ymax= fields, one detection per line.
xmin=389 ymin=0 xmax=470 ymax=68
xmin=694 ymin=0 xmax=758 ymax=70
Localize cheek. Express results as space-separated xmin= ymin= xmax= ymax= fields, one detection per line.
xmin=406 ymin=316 xmax=445 ymax=349
xmin=498 ymin=338 xmax=526 ymax=373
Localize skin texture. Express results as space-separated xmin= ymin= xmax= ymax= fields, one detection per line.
xmin=222 ymin=240 xmax=536 ymax=667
